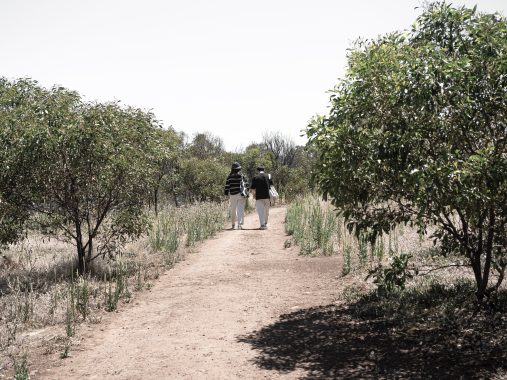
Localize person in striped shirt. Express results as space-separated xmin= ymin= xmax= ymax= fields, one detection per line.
xmin=224 ymin=162 xmax=249 ymax=229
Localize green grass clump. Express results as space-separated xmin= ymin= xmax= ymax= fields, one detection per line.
xmin=149 ymin=208 xmax=181 ymax=256
xmin=12 ymin=354 xmax=30 ymax=380
xmin=184 ymin=202 xmax=227 ymax=246
xmin=285 ymin=195 xmax=410 ymax=278
xmin=285 ymin=196 xmax=338 ymax=256
xmin=149 ymin=202 xmax=227 ymax=252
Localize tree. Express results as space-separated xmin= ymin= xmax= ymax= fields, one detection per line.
xmin=0 ymin=78 xmax=56 ymax=248
xmin=151 ymin=127 xmax=184 ymax=212
xmin=235 ymin=143 xmax=272 ymax=186
xmin=188 ymin=132 xmax=226 ymax=161
xmin=258 ymin=133 xmax=316 ymax=201
xmin=261 ymin=131 xmax=297 ymax=169
xmin=307 ymin=3 xmax=507 ymax=303
xmin=177 ymin=157 xmax=229 ymax=203
xmin=0 ymin=197 xmax=26 ymax=249
xmin=0 ymin=79 xmax=161 ymax=274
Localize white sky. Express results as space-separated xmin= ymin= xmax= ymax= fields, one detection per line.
xmin=1 ymin=1 xmax=506 ymax=151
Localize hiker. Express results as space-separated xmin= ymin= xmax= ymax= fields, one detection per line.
xmin=224 ymin=162 xmax=248 ymax=229
xmin=250 ymin=164 xmax=273 ymax=230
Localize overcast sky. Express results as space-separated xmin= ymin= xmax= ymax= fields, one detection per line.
xmin=1 ymin=1 xmax=506 ymax=151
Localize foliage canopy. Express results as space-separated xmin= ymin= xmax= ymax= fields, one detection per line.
xmin=307 ymin=2 xmax=507 ymax=301
xmin=0 ymin=79 xmax=161 ymax=273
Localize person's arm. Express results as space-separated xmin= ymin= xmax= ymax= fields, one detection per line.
xmin=224 ymin=176 xmax=230 ymax=195
xmin=243 ymin=175 xmax=250 ymax=197
xmin=250 ymin=177 xmax=256 ymax=199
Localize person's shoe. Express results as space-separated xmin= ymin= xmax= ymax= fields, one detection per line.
xmin=238 ymin=224 xmax=243 ymax=230
xmin=260 ymin=225 xmax=267 ymax=230
xmin=231 ymin=225 xmax=235 ymax=230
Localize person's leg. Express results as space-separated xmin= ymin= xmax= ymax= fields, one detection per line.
xmin=263 ymin=198 xmax=270 ymax=227
xmin=255 ymin=199 xmax=265 ymax=228
xmin=230 ymin=195 xmax=238 ymax=228
xmin=237 ymin=196 xmax=246 ymax=228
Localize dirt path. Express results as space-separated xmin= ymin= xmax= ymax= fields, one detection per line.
xmin=37 ymin=206 xmax=342 ymax=379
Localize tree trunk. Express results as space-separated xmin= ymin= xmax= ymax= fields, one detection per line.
xmin=75 ymin=219 xmax=86 ymax=275
xmin=77 ymin=243 xmax=86 ymax=275
xmin=470 ymin=250 xmax=483 ymax=297
xmin=86 ymin=237 xmax=93 ymax=271
xmin=477 ymin=208 xmax=495 ymax=303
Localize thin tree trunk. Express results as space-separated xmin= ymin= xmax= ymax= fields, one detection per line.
xmin=77 ymin=243 xmax=86 ymax=275
xmin=86 ymin=237 xmax=93 ymax=269
xmin=470 ymin=249 xmax=483 ymax=296
xmin=75 ymin=219 xmax=86 ymax=275
xmin=478 ymin=208 xmax=495 ymax=302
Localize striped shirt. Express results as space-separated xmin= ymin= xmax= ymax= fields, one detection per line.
xmin=224 ymin=173 xmax=248 ymax=196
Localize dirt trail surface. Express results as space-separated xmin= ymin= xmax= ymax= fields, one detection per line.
xmin=37 ymin=207 xmax=343 ymax=379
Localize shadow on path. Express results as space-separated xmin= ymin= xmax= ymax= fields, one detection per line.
xmin=238 ymin=302 xmax=507 ymax=379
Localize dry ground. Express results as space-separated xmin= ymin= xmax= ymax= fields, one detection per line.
xmin=31 ymin=206 xmax=346 ymax=379
xmin=8 ymin=205 xmax=507 ymax=379
xmin=4 ymin=203 xmax=507 ymax=379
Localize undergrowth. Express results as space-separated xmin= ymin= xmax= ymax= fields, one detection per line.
xmin=285 ymin=195 xmax=422 ymax=282
xmin=0 ymin=201 xmax=228 ymax=377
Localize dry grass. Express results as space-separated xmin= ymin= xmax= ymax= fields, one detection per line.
xmin=0 ymin=235 xmax=160 ymax=373
xmin=284 ymin=195 xmax=496 ymax=307
xmin=0 ymin=201 xmax=228 ymax=378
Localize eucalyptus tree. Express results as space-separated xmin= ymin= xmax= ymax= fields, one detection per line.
xmin=261 ymin=131 xmax=297 ymax=169
xmin=178 ymin=156 xmax=229 ymax=203
xmin=0 ymin=78 xmax=55 ymax=247
xmin=237 ymin=143 xmax=272 ymax=185
xmin=152 ymin=127 xmax=184 ymax=211
xmin=0 ymin=79 xmax=161 ymax=274
xmin=307 ymin=3 xmax=507 ymax=302
xmin=188 ymin=132 xmax=226 ymax=161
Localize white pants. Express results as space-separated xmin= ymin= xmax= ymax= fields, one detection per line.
xmin=229 ymin=193 xmax=246 ymax=226
xmin=255 ymin=198 xmax=270 ymax=227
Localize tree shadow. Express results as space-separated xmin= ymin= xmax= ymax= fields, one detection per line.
xmin=0 ymin=256 xmax=77 ymax=295
xmin=0 ymin=253 xmax=127 ymax=296
xmin=238 ymin=284 xmax=507 ymax=379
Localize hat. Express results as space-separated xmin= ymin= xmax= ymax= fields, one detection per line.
xmin=256 ymin=164 xmax=265 ymax=171
xmin=231 ymin=162 xmax=241 ymax=170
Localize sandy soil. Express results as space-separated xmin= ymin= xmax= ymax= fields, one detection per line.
xmin=35 ymin=206 xmax=343 ymax=379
